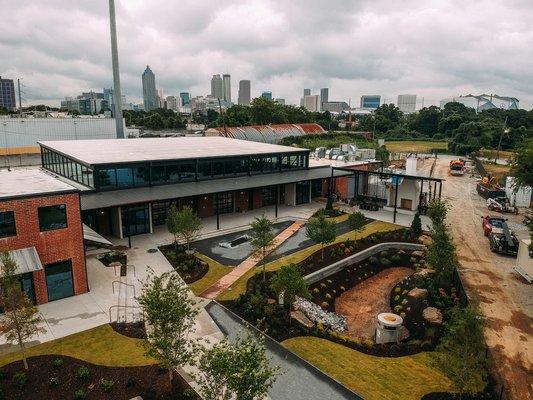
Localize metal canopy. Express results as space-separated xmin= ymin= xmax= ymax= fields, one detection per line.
xmin=83 ymin=224 xmax=113 ymax=246
xmin=1 ymin=247 xmax=43 ymax=276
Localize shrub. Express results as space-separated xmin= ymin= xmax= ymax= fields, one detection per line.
xmin=362 ymin=339 xmax=374 ymax=348
xmin=402 ymin=289 xmax=408 ymax=295
xmin=52 ymin=358 xmax=64 ymax=368
xmin=326 ymin=279 xmax=332 ymax=284
xmin=183 ymin=388 xmax=197 ymax=399
xmin=394 ymin=305 xmax=402 ymax=312
xmin=74 ymin=389 xmax=86 ymax=400
xmin=100 ymin=378 xmax=115 ymax=392
xmin=340 ymin=286 xmax=346 ymax=291
xmin=0 ymin=369 xmax=6 ymax=381
xmin=321 ymin=302 xmax=329 ymax=309
xmin=394 ymin=295 xmax=400 ymax=302
xmin=391 ymin=254 xmax=401 ymax=263
xmin=380 ymin=258 xmax=391 ymax=266
xmin=410 ymin=257 xmax=417 ymax=264
xmin=12 ymin=372 xmax=27 ymax=389
xmin=312 ymin=288 xmax=319 ymax=294
xmin=368 ymin=256 xmax=378 ymax=265
xmin=332 ymin=289 xmax=337 ymax=295
xmin=400 ymin=312 xmax=406 ymax=318
xmin=320 ymin=283 xmax=327 ymax=288
xmin=49 ymin=377 xmax=60 ymax=387
xmin=394 ymin=287 xmax=401 ymax=293
xmin=401 ymin=299 xmax=408 ymax=305
xmin=77 ymin=366 xmax=90 ymax=380
xmin=379 ymin=251 xmax=388 ymax=258
xmin=325 ymin=293 xmax=332 ymax=300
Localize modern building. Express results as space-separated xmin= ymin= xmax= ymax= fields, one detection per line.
xmin=397 ymin=94 xmax=417 ymax=114
xmin=439 ymin=94 xmax=519 ymax=111
xmin=360 ymin=95 xmax=381 ymax=109
xmin=303 ymin=89 xmax=311 ymax=97
xmin=322 ymin=101 xmax=350 ymax=113
xmin=142 ymin=66 xmax=157 ymax=111
xmin=261 ymin=91 xmax=273 ymax=101
xmin=0 ymin=76 xmax=17 ymax=111
xmin=180 ymin=92 xmax=191 ymax=106
xmin=222 ymin=74 xmax=231 ymax=103
xmin=0 ymin=169 xmax=88 ymax=304
xmin=103 ymin=88 xmax=126 ymax=115
xmin=211 ymin=74 xmax=223 ymax=100
xmin=303 ymin=95 xmax=320 ymax=112
xmin=166 ymin=96 xmax=179 ymax=111
xmin=320 ymin=88 xmax=329 ymax=110
xmin=38 ymin=137 xmax=348 ymax=239
xmin=238 ymin=80 xmax=251 ymax=106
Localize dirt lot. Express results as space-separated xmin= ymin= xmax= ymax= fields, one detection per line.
xmin=428 ymin=156 xmax=532 ymax=400
xmin=335 ymin=267 xmax=413 ymax=339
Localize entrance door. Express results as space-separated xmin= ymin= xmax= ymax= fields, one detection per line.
xmin=19 ymin=272 xmax=36 ymax=304
xmin=295 ymin=181 xmax=310 ymax=205
xmin=400 ymin=198 xmax=413 ymax=210
xmin=45 ymin=260 xmax=74 ymax=302
xmin=121 ymin=204 xmax=150 ymax=237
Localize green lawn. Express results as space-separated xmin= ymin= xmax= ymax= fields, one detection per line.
xmin=385 ymin=141 xmax=448 ymax=153
xmin=216 ymin=220 xmax=400 ymax=301
xmin=283 ymin=336 xmax=455 ymax=400
xmin=0 ymin=324 xmax=155 ymax=368
xmin=190 ymin=252 xmax=233 ymax=295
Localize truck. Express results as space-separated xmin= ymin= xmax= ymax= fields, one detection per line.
xmin=488 ymin=221 xmax=519 ymax=256
xmin=449 ymin=159 xmax=465 ymax=176
xmin=514 ymin=239 xmax=532 ymax=283
xmin=477 ymin=175 xmax=506 ymax=199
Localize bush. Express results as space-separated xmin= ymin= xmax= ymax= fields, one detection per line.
xmin=52 ymin=358 xmax=64 ymax=368
xmin=320 ymin=283 xmax=326 ymax=288
xmin=100 ymin=378 xmax=115 ymax=392
xmin=74 ymin=389 xmax=86 ymax=400
xmin=312 ymin=288 xmax=319 ymax=294
xmin=183 ymin=388 xmax=198 ymax=399
xmin=12 ymin=372 xmax=27 ymax=389
xmin=380 ymin=257 xmax=391 ymax=266
xmin=394 ymin=305 xmax=402 ymax=312
xmin=49 ymin=376 xmax=60 ymax=387
xmin=325 ymin=293 xmax=332 ymax=300
xmin=391 ymin=254 xmax=401 ymax=263
xmin=394 ymin=295 xmax=400 ymax=301
xmin=368 ymin=256 xmax=378 ymax=265
xmin=77 ymin=366 xmax=90 ymax=380
xmin=321 ymin=302 xmax=329 ymax=309
xmin=394 ymin=287 xmax=401 ymax=293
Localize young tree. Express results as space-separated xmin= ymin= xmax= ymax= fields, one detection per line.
xmin=196 ymin=333 xmax=279 ymax=400
xmin=0 ymin=252 xmax=45 ymax=371
xmin=306 ymin=214 xmax=336 ymax=261
xmin=434 ymin=306 xmax=488 ymax=398
xmin=270 ymin=264 xmax=309 ymax=308
xmin=166 ymin=205 xmax=202 ymax=253
xmin=411 ymin=212 xmax=422 ymax=235
xmin=249 ymin=215 xmax=276 ymax=283
xmin=137 ymin=269 xmax=199 ymax=383
xmin=426 ymin=223 xmax=458 ymax=285
xmin=427 ymin=199 xmax=448 ymax=227
xmin=347 ymin=211 xmax=366 ymax=242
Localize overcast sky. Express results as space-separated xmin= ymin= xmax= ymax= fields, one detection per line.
xmin=1 ymin=0 xmax=532 ymax=109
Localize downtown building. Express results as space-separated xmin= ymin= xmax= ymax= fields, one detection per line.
xmin=397 ymin=94 xmax=417 ymax=114
xmin=142 ymin=66 xmax=157 ymax=111
xmin=238 ymin=80 xmax=251 ymax=105
xmin=0 ymin=76 xmax=17 ymax=111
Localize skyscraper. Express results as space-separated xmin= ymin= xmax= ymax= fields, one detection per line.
xmin=222 ymin=74 xmax=231 ymax=102
xmin=303 ymin=88 xmax=311 ymax=96
xmin=360 ymin=95 xmax=381 ymax=109
xmin=261 ymin=91 xmax=272 ymax=101
xmin=142 ymin=66 xmax=157 ymax=111
xmin=397 ymin=94 xmax=417 ymax=113
xmin=179 ymin=92 xmax=190 ymax=106
xmin=211 ymin=74 xmax=223 ymax=99
xmin=238 ymin=80 xmax=251 ymax=105
xmin=303 ymin=95 xmax=320 ymax=112
xmin=0 ymin=76 xmax=16 ymax=111
xmin=320 ymin=88 xmax=329 ymax=111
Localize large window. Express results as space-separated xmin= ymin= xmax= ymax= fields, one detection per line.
xmin=0 ymin=211 xmax=16 ymax=238
xmin=19 ymin=273 xmax=35 ymax=304
xmin=262 ymin=186 xmax=277 ymax=207
xmin=45 ymin=260 xmax=74 ymax=302
xmin=38 ymin=204 xmax=67 ymax=232
xmin=41 ymin=148 xmax=94 ymax=188
xmin=121 ymin=204 xmax=150 ymax=237
xmin=295 ymin=181 xmax=310 ymax=205
xmin=215 ymin=192 xmax=234 ymax=214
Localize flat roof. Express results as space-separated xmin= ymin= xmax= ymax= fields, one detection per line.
xmin=0 ymin=168 xmax=78 ymax=200
xmin=39 ymin=137 xmax=309 ymax=166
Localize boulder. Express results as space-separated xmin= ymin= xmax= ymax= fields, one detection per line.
xmin=290 ymin=310 xmax=314 ymax=329
xmin=413 ymin=268 xmax=436 ymax=278
xmin=408 ymin=287 xmax=428 ymax=299
xmin=267 ymin=298 xmax=277 ymax=305
xmin=411 ymin=250 xmax=426 ymax=258
xmin=423 ymin=307 xmax=443 ymax=325
xmin=418 ymin=235 xmax=433 ymax=246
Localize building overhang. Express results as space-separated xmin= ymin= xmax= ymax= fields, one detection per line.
xmin=1 ymin=247 xmax=43 ymax=276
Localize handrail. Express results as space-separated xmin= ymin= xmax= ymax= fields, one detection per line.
xmin=108 ymin=305 xmax=144 ymax=323
xmin=112 ymin=280 xmax=136 ymax=297
xmin=113 ymin=263 xmax=136 ymax=277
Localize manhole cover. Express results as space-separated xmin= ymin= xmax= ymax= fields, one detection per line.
xmin=147 ymin=248 xmax=158 ymax=253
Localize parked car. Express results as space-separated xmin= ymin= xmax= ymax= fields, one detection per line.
xmin=481 ymin=215 xmax=506 ymax=236
xmin=488 ymin=221 xmax=519 ymax=256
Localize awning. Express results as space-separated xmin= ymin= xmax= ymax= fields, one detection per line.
xmin=1 ymin=247 xmax=43 ymax=275
xmin=83 ymin=224 xmax=113 ymax=246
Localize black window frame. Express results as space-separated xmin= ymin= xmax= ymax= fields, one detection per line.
xmin=0 ymin=210 xmax=16 ymax=238
xmin=38 ymin=204 xmax=68 ymax=232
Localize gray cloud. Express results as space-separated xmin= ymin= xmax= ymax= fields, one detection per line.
xmin=0 ymin=0 xmax=531 ymax=108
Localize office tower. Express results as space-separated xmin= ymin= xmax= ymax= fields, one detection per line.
xmin=303 ymin=88 xmax=311 ymax=96
xmin=142 ymin=66 xmax=157 ymax=111
xmin=303 ymin=95 xmax=320 ymax=112
xmin=157 ymin=88 xmax=165 ymax=108
xmin=0 ymin=76 xmax=17 ymax=110
xmin=222 ymin=74 xmax=231 ymax=102
xmin=320 ymin=88 xmax=329 ymax=111
xmin=179 ymin=92 xmax=191 ymax=106
xmin=261 ymin=91 xmax=272 ymax=101
xmin=211 ymin=74 xmax=223 ymax=99
xmin=166 ymin=96 xmax=178 ymax=111
xmin=397 ymin=94 xmax=417 ymax=113
xmin=238 ymin=80 xmax=251 ymax=105
xmin=360 ymin=95 xmax=381 ymax=109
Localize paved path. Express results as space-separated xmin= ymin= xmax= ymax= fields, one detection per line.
xmin=201 ymin=220 xmax=304 ymax=299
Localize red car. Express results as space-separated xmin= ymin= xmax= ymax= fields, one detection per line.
xmin=481 ymin=215 xmax=506 ymax=236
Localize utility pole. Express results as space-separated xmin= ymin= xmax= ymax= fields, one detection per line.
xmin=17 ymin=79 xmax=22 ymax=117
xmin=108 ymin=0 xmax=124 ymax=138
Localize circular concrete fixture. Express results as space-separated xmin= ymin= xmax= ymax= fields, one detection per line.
xmin=377 ymin=312 xmax=403 ymax=328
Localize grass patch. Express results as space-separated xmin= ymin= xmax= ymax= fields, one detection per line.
xmin=283 ymin=336 xmax=455 ymax=400
xmin=216 ymin=220 xmax=400 ymax=301
xmin=385 ymin=141 xmax=448 ymax=153
xmin=0 ymin=324 xmax=155 ymax=368
xmin=190 ymin=252 xmax=233 ymax=295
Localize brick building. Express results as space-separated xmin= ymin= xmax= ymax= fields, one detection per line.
xmin=0 ymin=169 xmax=88 ymax=304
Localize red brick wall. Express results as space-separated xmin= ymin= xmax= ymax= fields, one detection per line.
xmin=234 ymin=190 xmax=249 ymax=212
xmin=335 ymin=177 xmax=350 ymax=200
xmin=198 ymin=195 xmax=214 ymax=218
xmin=252 ymin=188 xmax=262 ymax=209
xmin=0 ymin=192 xmax=87 ymax=304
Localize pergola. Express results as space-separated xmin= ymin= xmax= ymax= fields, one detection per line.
xmin=329 ymin=166 xmax=445 ymax=223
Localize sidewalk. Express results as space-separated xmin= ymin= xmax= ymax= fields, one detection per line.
xmin=201 ymin=220 xmax=304 ymax=299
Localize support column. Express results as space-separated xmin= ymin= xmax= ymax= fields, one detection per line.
xmin=328 ymin=168 xmax=334 ymax=205
xmin=433 ymin=182 xmax=437 ymax=200
xmin=275 ymin=184 xmax=279 ymax=218
xmin=215 ymin=192 xmax=220 ymax=230
xmin=393 ymin=177 xmax=399 ymax=223
xmin=438 ymin=181 xmax=442 ymax=199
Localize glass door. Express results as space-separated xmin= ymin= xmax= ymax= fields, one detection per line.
xmin=121 ymin=204 xmax=150 ymax=237
xmin=45 ymin=260 xmax=74 ymax=302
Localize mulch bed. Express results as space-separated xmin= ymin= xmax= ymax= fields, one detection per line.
xmin=159 ymin=244 xmax=209 ymax=283
xmin=97 ymin=251 xmax=127 ymax=268
xmin=110 ymin=321 xmax=147 ymax=339
xmin=0 ymin=355 xmax=198 ymax=400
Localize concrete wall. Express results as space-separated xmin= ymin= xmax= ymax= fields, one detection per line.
xmin=388 ymin=179 xmax=420 ymax=211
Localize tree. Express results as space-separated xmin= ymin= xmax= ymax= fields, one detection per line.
xmin=306 ymin=214 xmax=336 ymax=261
xmin=426 ymin=224 xmax=458 ymax=285
xmin=0 ymin=252 xmax=45 ymax=371
xmin=166 ymin=205 xmax=202 ymax=253
xmin=510 ymin=138 xmax=533 ymax=188
xmin=249 ymin=215 xmax=276 ymax=283
xmin=137 ymin=269 xmax=199 ymax=383
xmin=427 ymin=199 xmax=448 ymax=227
xmin=196 ymin=333 xmax=279 ymax=400
xmin=347 ymin=211 xmax=366 ymax=242
xmin=411 ymin=212 xmax=422 ymax=235
xmin=434 ymin=306 xmax=487 ymax=398
xmin=270 ymin=264 xmax=309 ymax=308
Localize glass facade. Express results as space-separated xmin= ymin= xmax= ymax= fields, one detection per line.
xmin=121 ymin=204 xmax=150 ymax=237
xmin=215 ymin=192 xmax=234 ymax=214
xmin=41 ymin=147 xmax=94 ymax=187
xmin=0 ymin=210 xmax=16 ymax=238
xmin=295 ymin=181 xmax=311 ymax=205
xmin=262 ymin=186 xmax=277 ymax=207
xmin=45 ymin=260 xmax=74 ymax=302
xmin=38 ymin=204 xmax=67 ymax=232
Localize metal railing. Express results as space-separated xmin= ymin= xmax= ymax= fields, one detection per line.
xmin=108 ymin=304 xmax=144 ymax=323
xmin=111 ymin=280 xmax=136 ymax=297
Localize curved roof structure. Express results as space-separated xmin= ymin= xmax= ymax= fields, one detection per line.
xmin=207 ymin=123 xmax=325 ymax=144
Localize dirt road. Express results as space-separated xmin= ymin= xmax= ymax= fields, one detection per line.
xmin=428 ymin=156 xmax=532 ymax=400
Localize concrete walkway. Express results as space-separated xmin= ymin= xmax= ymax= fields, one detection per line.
xmin=201 ymin=220 xmax=304 ymax=299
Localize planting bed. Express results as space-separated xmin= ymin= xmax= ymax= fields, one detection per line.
xmin=0 ymin=355 xmax=198 ymax=400
xmin=110 ymin=321 xmax=147 ymax=339
xmin=97 ymin=251 xmax=127 ymax=267
xmin=159 ymin=244 xmax=209 ymax=283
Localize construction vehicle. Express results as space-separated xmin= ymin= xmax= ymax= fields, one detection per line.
xmin=486 ymin=197 xmax=518 ymax=214
xmin=476 ymin=174 xmax=506 ymax=199
xmin=488 ymin=221 xmax=519 ymax=256
xmin=449 ymin=159 xmax=465 ymax=176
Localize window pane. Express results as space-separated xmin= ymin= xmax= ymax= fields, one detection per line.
xmin=38 ymin=204 xmax=67 ymax=231
xmin=179 ymin=162 xmax=195 ymax=181
xmin=198 ymin=160 xmax=212 ymax=179
xmin=215 ymin=192 xmax=234 ymax=214
xmin=133 ymin=166 xmax=149 ymax=186
xmin=212 ymin=160 xmax=224 ymax=177
xmin=166 ymin=165 xmax=180 ymax=183
xmin=116 ymin=168 xmax=134 ymax=187
xmin=151 ymin=165 xmax=166 ymax=184
xmin=0 ymin=211 xmax=16 ymax=238
xmin=98 ymin=169 xmax=116 ymax=189
xmin=45 ymin=260 xmax=74 ymax=301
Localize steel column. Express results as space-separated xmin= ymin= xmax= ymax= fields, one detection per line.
xmin=393 ymin=177 xmax=399 ymax=223
xmin=215 ymin=193 xmax=220 ymax=230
